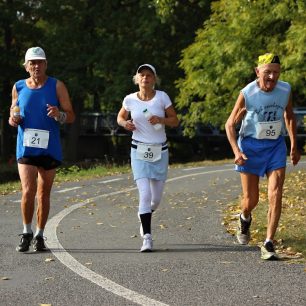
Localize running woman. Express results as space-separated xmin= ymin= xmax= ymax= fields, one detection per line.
xmin=117 ymin=64 xmax=179 ymax=252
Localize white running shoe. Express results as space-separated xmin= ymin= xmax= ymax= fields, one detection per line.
xmin=140 ymin=234 xmax=153 ymax=252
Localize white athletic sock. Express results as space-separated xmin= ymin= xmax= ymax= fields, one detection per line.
xmin=23 ymin=224 xmax=32 ymax=234
xmin=240 ymin=213 xmax=251 ymax=222
xmin=265 ymin=239 xmax=273 ymax=245
xmin=34 ymin=228 xmax=44 ymax=237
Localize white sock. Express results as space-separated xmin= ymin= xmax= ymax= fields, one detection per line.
xmin=265 ymin=239 xmax=273 ymax=245
xmin=23 ymin=224 xmax=32 ymax=234
xmin=35 ymin=228 xmax=44 ymax=237
xmin=240 ymin=213 xmax=251 ymax=222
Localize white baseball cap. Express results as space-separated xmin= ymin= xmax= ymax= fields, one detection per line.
xmin=24 ymin=47 xmax=46 ymax=64
xmin=136 ymin=64 xmax=157 ymax=76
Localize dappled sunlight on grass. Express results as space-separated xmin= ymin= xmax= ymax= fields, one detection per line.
xmin=223 ymin=169 xmax=306 ymax=262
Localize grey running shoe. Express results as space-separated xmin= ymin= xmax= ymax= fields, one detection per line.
xmin=33 ymin=235 xmax=47 ymax=252
xmin=140 ymin=234 xmax=153 ymax=252
xmin=16 ymin=233 xmax=33 ymax=252
xmin=236 ymin=214 xmax=252 ymax=245
xmin=261 ymin=241 xmax=279 ymax=260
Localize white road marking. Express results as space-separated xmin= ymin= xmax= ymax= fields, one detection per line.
xmin=98 ymin=178 xmax=124 ymax=184
xmin=45 ymin=168 xmax=232 ymax=306
xmin=182 ymin=160 xmax=306 ymax=171
xmin=55 ymin=187 xmax=82 ymax=193
xmin=182 ymin=164 xmax=233 ymax=171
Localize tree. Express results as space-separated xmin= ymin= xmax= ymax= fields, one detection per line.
xmin=0 ymin=0 xmax=211 ymax=161
xmin=0 ymin=0 xmax=44 ymax=159
xmin=176 ymin=0 xmax=306 ymax=136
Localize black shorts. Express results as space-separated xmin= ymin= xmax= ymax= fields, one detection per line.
xmin=17 ymin=156 xmax=61 ymax=170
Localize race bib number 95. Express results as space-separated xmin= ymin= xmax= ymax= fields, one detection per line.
xmin=255 ymin=120 xmax=281 ymax=140
xmin=136 ymin=143 xmax=162 ymax=162
xmin=23 ymin=128 xmax=49 ymax=149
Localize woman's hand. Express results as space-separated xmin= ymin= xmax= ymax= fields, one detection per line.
xmin=123 ymin=119 xmax=136 ymax=131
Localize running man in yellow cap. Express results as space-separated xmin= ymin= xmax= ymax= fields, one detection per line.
xmin=225 ymin=53 xmax=300 ymax=260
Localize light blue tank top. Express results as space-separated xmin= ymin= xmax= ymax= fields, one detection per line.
xmin=239 ymin=80 xmax=291 ymax=138
xmin=16 ymin=77 xmax=62 ymax=161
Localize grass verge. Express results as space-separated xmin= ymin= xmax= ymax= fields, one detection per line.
xmin=223 ymin=169 xmax=306 ymax=262
xmin=0 ymin=159 xmax=233 ymax=195
xmin=0 ymin=163 xmax=131 ymax=195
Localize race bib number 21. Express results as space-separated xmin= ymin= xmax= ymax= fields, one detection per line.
xmin=23 ymin=128 xmax=49 ymax=149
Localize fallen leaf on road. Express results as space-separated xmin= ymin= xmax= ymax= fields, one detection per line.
xmin=1 ymin=277 xmax=9 ymax=280
xmin=45 ymin=277 xmax=54 ymax=281
xmin=130 ymin=234 xmax=137 ymax=238
xmin=45 ymin=258 xmax=55 ymax=262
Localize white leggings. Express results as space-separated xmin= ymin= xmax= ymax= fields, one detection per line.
xmin=136 ymin=178 xmax=165 ymax=214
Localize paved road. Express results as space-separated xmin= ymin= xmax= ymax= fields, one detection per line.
xmin=1 ymin=162 xmax=305 ymax=306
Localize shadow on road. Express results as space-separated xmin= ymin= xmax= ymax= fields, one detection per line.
xmin=48 ymin=244 xmax=259 ymax=254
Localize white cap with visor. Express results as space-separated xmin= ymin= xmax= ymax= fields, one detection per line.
xmin=24 ymin=47 xmax=46 ymax=65
xmin=136 ymin=64 xmax=157 ymax=76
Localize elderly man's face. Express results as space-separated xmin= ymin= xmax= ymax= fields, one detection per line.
xmin=255 ymin=63 xmax=281 ymax=92
xmin=25 ymin=60 xmax=47 ymax=78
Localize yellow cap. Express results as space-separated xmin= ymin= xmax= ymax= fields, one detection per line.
xmin=257 ymin=53 xmax=280 ymax=66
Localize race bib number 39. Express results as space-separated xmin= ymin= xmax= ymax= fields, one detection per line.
xmin=136 ymin=143 xmax=162 ymax=162
xmin=23 ymin=128 xmax=49 ymax=149
xmin=255 ymin=120 xmax=281 ymax=140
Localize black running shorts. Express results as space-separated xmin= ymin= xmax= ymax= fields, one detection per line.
xmin=17 ymin=156 xmax=61 ymax=170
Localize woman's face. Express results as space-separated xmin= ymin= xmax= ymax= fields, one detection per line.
xmin=137 ymin=69 xmax=156 ymax=89
xmin=255 ymin=63 xmax=281 ymax=92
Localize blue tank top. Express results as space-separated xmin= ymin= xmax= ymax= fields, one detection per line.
xmin=239 ymin=80 xmax=291 ymax=138
xmin=16 ymin=77 xmax=62 ymax=161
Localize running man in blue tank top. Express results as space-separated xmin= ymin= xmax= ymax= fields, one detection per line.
xmin=8 ymin=47 xmax=75 ymax=252
xmin=225 ymin=53 xmax=300 ymax=260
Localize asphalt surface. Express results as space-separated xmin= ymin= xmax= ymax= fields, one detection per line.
xmin=0 ymin=162 xmax=305 ymax=306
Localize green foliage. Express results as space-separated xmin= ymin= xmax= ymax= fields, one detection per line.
xmin=0 ymin=0 xmax=210 ymax=160
xmin=152 ymin=0 xmax=210 ymax=22
xmin=2 ymin=0 xmax=304 ymax=158
xmin=176 ymin=0 xmax=306 ymax=136
xmin=0 ymin=0 xmax=208 ymax=113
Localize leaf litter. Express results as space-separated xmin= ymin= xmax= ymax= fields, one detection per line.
xmin=223 ymin=169 xmax=306 ymax=263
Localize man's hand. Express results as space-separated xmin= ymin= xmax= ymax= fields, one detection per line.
xmin=290 ymin=149 xmax=300 ymax=166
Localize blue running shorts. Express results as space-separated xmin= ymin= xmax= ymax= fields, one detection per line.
xmin=131 ymin=144 xmax=168 ymax=181
xmin=235 ymin=136 xmax=287 ymax=177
